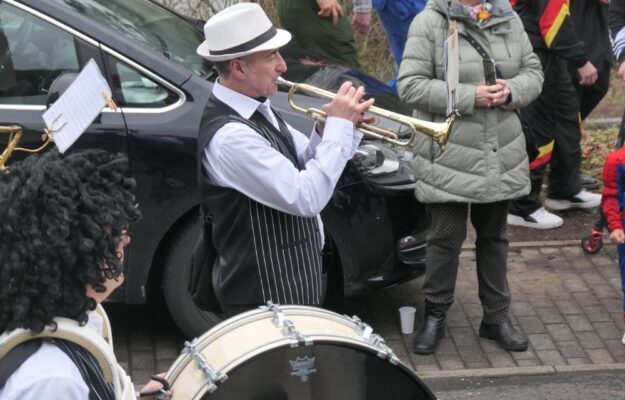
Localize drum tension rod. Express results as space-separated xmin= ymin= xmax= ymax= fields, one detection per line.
xmin=183 ymin=338 xmax=228 ymax=393
xmin=348 ymin=315 xmax=400 ymax=366
xmin=264 ymin=301 xmax=313 ymax=347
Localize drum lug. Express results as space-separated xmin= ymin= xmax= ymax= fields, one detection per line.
xmin=348 ymin=315 xmax=400 ymax=365
xmin=182 ymin=338 xmax=228 ymax=393
xmin=263 ymin=301 xmax=313 ymax=346
xmin=348 ymin=315 xmax=374 ymax=341
xmin=370 ymin=334 xmax=400 ymax=365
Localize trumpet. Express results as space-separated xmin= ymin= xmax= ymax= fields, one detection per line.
xmin=276 ymin=77 xmax=454 ymax=150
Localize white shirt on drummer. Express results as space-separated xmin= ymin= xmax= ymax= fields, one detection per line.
xmin=0 ymin=313 xmax=104 ymax=400
xmin=202 ymin=79 xmax=363 ymax=248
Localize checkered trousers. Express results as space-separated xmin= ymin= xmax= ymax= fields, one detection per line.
xmin=424 ymin=201 xmax=512 ymax=324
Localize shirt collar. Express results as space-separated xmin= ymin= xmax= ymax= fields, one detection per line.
xmin=212 ymin=79 xmax=272 ymax=119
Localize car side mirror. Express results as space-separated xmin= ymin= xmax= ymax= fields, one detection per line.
xmin=46 ymin=71 xmax=79 ymax=109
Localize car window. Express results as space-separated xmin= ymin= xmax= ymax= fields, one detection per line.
xmin=110 ymin=59 xmax=178 ymax=108
xmin=0 ymin=2 xmax=79 ymax=105
xmin=52 ymin=0 xmax=212 ymax=77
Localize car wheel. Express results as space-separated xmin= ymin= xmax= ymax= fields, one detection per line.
xmin=162 ymin=216 xmax=222 ymax=338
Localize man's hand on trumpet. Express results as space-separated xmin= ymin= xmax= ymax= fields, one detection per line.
xmin=322 ymin=81 xmax=375 ymax=124
xmin=315 ymin=81 xmax=374 ymax=136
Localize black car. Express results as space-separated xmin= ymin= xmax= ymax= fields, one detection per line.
xmin=0 ymin=0 xmax=428 ymax=338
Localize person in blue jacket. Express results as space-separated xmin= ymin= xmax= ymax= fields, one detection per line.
xmin=372 ymin=0 xmax=426 ymax=91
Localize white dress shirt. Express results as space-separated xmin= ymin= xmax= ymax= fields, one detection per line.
xmin=203 ymin=80 xmax=363 ymax=247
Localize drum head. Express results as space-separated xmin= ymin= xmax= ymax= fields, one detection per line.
xmin=199 ymin=341 xmax=435 ymax=399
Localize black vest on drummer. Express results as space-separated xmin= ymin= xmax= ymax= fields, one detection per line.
xmin=197 ymin=94 xmax=323 ymax=307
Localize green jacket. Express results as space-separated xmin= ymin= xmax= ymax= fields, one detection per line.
xmin=397 ymin=0 xmax=543 ymax=204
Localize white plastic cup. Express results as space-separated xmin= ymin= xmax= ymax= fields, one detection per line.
xmin=399 ymin=306 xmax=417 ymax=335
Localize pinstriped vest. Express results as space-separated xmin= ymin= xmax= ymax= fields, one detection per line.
xmin=197 ymin=95 xmax=322 ymax=307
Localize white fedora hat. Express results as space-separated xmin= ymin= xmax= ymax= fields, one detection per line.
xmin=197 ymin=3 xmax=291 ymax=62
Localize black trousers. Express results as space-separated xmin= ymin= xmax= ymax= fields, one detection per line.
xmin=510 ymin=53 xmax=582 ymax=217
xmin=424 ymin=201 xmax=512 ymax=324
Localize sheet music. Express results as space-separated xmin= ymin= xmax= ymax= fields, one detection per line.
xmin=444 ymin=21 xmax=459 ymax=117
xmin=42 ymin=59 xmax=114 ymax=153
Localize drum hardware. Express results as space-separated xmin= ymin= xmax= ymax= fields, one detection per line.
xmin=370 ymin=334 xmax=400 ymax=365
xmin=182 ymin=338 xmax=228 ymax=393
xmin=347 ymin=315 xmax=399 ymax=365
xmin=263 ymin=301 xmax=313 ymax=347
xmin=348 ymin=315 xmax=374 ymax=341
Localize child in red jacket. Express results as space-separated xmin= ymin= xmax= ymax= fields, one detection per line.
xmin=601 ymin=146 xmax=625 ymax=344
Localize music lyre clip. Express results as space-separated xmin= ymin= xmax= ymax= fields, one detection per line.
xmin=102 ymin=91 xmax=118 ymax=111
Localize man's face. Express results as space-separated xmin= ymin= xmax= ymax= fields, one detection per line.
xmin=238 ymin=49 xmax=287 ymax=98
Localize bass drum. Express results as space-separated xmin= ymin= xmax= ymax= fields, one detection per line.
xmin=165 ymin=304 xmax=436 ymax=399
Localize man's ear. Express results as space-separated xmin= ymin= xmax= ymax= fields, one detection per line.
xmin=230 ymin=59 xmax=246 ymax=80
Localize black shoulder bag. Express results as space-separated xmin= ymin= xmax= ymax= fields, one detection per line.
xmin=187 ymin=205 xmax=222 ymax=313
xmin=463 ymin=31 xmax=539 ymax=161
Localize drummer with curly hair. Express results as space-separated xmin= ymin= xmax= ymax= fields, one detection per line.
xmin=0 ymin=149 xmax=161 ymax=400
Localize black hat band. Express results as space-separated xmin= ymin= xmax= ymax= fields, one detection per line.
xmin=210 ymin=27 xmax=277 ymax=56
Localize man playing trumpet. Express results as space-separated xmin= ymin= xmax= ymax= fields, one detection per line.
xmin=196 ymin=2 xmax=374 ymax=316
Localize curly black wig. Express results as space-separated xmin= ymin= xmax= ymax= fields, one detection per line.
xmin=0 ymin=149 xmax=141 ymax=332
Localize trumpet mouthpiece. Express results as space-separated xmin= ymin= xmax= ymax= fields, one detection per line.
xmin=276 ymin=76 xmax=294 ymax=87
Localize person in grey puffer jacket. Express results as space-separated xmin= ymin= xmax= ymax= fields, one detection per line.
xmin=397 ymin=0 xmax=543 ymax=355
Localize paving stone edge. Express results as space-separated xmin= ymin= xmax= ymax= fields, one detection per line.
xmin=416 ymin=362 xmax=625 ymax=381
xmin=462 ymin=239 xmax=584 ymax=250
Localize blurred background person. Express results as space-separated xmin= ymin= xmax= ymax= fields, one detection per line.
xmin=570 ymin=0 xmax=611 ymax=122
xmin=277 ymin=0 xmax=372 ymax=68
xmin=580 ymin=0 xmax=625 ymax=253
xmin=599 ymin=140 xmax=625 ymax=344
xmin=508 ymin=0 xmax=602 ymax=230
xmin=372 ymin=0 xmax=427 ymax=91
xmin=398 ymin=0 xmax=543 ymax=354
xmin=611 ymin=0 xmax=625 ymax=145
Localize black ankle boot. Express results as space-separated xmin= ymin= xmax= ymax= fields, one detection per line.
xmin=479 ymin=320 xmax=528 ymax=351
xmin=412 ymin=305 xmax=446 ymax=355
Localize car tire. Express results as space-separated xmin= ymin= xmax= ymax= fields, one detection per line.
xmin=162 ymin=216 xmax=222 ymax=338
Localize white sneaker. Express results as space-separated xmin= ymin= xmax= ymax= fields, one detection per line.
xmin=507 ymin=207 xmax=564 ymax=229
xmin=622 ymin=332 xmax=625 ymax=346
xmin=544 ymin=190 xmax=601 ymax=211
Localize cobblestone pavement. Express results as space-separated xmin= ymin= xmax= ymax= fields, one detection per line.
xmin=105 ymin=242 xmax=625 ymax=385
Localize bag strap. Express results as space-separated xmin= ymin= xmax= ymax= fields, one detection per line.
xmin=464 ymin=31 xmax=524 ymax=119
xmin=463 ymin=32 xmax=503 ymax=78
xmin=0 ymin=317 xmax=123 ymax=397
xmin=0 ymin=340 xmax=42 ymax=389
xmin=432 ymin=9 xmax=504 ymax=78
